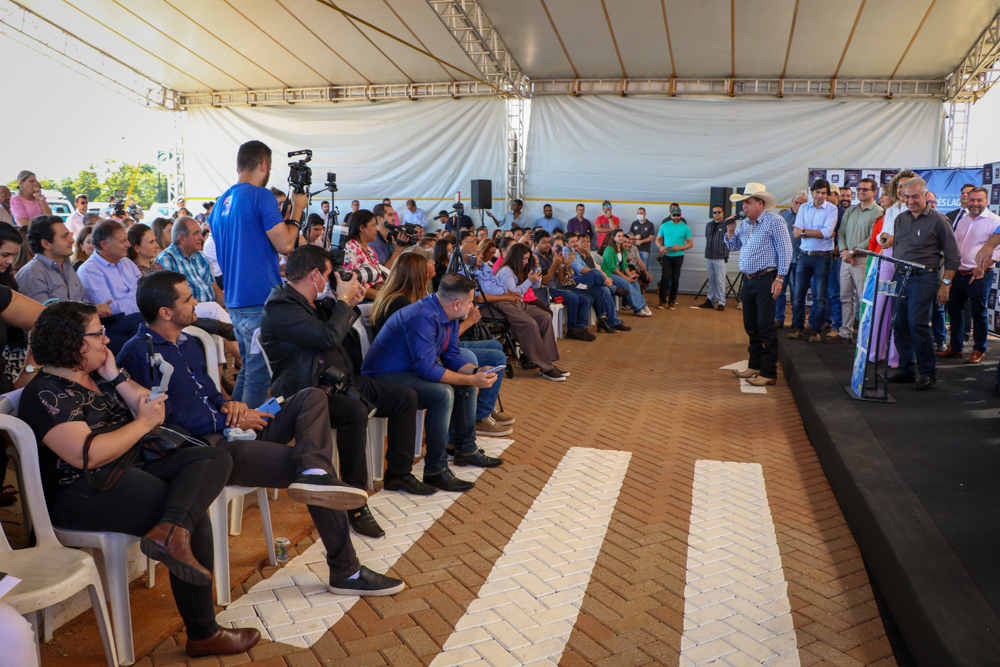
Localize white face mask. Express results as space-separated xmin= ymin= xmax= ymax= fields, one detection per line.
xmin=314 ymin=274 xmax=332 ymax=299
xmin=637 ymin=214 xmax=645 ymax=221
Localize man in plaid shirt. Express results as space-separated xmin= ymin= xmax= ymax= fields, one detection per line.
xmin=157 ymin=217 xmax=223 ymax=305
xmin=723 ymin=183 xmax=793 ymax=386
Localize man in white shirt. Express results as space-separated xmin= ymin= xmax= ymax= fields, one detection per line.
xmin=402 ymin=199 xmax=428 ymax=230
xmin=946 ymin=183 xmax=976 ymax=230
xmin=938 ymin=187 xmax=998 ymax=364
xmin=0 ymin=186 xmax=14 ymax=225
xmin=487 ymin=199 xmax=527 ymax=231
xmin=788 ymin=179 xmax=838 ymax=342
xmin=65 ymin=194 xmax=89 ymax=234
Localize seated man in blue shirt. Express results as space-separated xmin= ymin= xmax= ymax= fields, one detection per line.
xmin=361 ymin=273 xmax=503 ymax=492
xmin=118 ymin=271 xmax=404 ymax=596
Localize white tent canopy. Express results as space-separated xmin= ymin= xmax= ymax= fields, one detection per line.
xmin=8 ymin=0 xmax=1000 ymax=95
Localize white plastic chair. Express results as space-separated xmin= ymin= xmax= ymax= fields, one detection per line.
xmin=182 ymin=326 xmax=222 ymax=392
xmin=207 ymin=486 xmax=276 ymax=606
xmin=550 ymin=302 xmax=565 ymax=339
xmin=2 ymin=388 xmax=153 ymax=665
xmin=352 ymin=319 xmax=426 ymax=460
xmin=0 ymin=412 xmax=118 ymax=667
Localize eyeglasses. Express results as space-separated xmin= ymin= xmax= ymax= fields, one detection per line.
xmin=83 ymin=326 xmax=106 ymax=339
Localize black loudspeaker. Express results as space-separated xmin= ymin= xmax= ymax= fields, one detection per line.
xmin=470 ymin=179 xmax=493 ymax=209
xmin=733 ymin=186 xmax=746 ymax=216
xmin=710 ymin=187 xmax=733 ymax=217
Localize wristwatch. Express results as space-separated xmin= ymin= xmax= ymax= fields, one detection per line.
xmin=23 ymin=364 xmax=37 ymax=374
xmin=942 ymin=278 xmax=952 ymax=286
xmin=110 ymin=369 xmax=131 ymax=387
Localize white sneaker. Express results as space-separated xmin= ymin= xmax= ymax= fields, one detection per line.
xmin=641 ymin=306 xmax=653 ymax=316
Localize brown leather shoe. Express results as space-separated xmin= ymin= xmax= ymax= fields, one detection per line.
xmin=732 ymin=367 xmax=760 ymax=379
xmin=966 ymin=350 xmax=985 ymax=364
xmin=746 ymin=375 xmax=777 ymax=386
xmin=825 ymin=332 xmax=846 ymax=344
xmin=187 ymin=627 xmax=261 ymax=657
xmin=786 ymin=329 xmax=804 ymax=340
xmin=140 ymin=523 xmax=212 ymax=586
xmin=936 ymin=347 xmax=964 ymax=358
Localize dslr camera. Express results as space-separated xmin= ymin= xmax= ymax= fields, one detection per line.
xmin=287 ymin=149 xmax=312 ymax=195
xmin=383 ymin=221 xmax=419 ymax=247
xmin=318 ymin=366 xmax=376 ymax=418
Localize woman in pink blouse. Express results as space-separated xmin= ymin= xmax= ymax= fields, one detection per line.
xmin=342 ymin=209 xmax=385 ymax=299
xmin=10 ymin=171 xmax=51 ymax=226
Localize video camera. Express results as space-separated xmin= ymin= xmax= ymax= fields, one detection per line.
xmin=113 ymin=189 xmax=126 ymax=218
xmin=287 ymin=149 xmax=312 ymax=195
xmin=383 ymin=221 xmax=419 ymax=247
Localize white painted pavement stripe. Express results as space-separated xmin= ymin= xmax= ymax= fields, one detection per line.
xmin=680 ymin=460 xmax=800 ymax=667
xmin=216 ymin=438 xmax=515 ymax=648
xmin=430 ymin=446 xmax=631 ymax=667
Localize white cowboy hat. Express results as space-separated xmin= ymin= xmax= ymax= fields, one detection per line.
xmin=730 ymin=182 xmax=778 ymax=210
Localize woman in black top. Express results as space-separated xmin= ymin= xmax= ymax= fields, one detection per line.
xmin=431 ymin=238 xmax=453 ymax=293
xmin=17 ymin=301 xmax=258 ymax=658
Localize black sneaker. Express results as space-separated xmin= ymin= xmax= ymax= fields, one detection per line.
xmin=327 ymin=566 xmax=404 ymax=596
xmin=717 ymin=304 xmax=725 ymax=311
xmin=453 ymin=448 xmax=504 ymax=468
xmin=287 ymin=473 xmax=368 ymax=510
xmin=552 ymin=366 xmax=570 ymax=377
xmin=348 ymin=505 xmax=385 ymax=538
xmin=383 ymin=473 xmax=438 ymax=495
xmin=423 ymin=468 xmax=475 ymax=492
xmin=566 ymin=327 xmax=596 ymax=341
xmin=539 ymin=368 xmax=566 ymax=382
xmin=699 ymin=299 xmax=715 ymax=309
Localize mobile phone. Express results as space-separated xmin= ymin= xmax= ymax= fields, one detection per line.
xmin=257 ymin=396 xmax=283 ymax=416
xmin=481 ymin=365 xmax=505 ymax=375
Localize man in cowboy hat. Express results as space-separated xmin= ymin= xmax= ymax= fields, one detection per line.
xmin=723 ymin=183 xmax=793 ymax=386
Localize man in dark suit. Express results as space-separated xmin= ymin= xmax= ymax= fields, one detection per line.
xmin=946 ymin=184 xmax=977 ymax=230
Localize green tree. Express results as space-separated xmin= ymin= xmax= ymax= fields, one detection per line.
xmin=7 ymin=162 xmax=169 ymax=209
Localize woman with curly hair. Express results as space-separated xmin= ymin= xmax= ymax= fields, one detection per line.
xmin=17 ymin=301 xmax=259 ymax=658
xmin=866 ymin=170 xmax=916 ymax=366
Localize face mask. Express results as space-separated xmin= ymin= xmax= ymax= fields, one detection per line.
xmin=314 ymin=274 xmax=332 ymax=299
xmin=637 ymin=214 xmax=645 ymax=221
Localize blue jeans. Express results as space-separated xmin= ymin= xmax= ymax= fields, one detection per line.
xmin=460 ymin=341 xmax=505 ymax=420
xmin=827 ymin=257 xmax=842 ymax=329
xmin=792 ymin=253 xmax=831 ymax=331
xmin=610 ymin=274 xmax=646 ymax=312
xmin=576 ymin=271 xmax=622 ymax=325
xmin=229 ymin=305 xmax=270 ymax=409
xmin=552 ymin=287 xmax=590 ymax=328
xmin=947 ymin=270 xmax=992 ymax=353
xmin=893 ymin=271 xmax=939 ymax=378
xmin=371 ymin=372 xmax=477 ymax=476
xmin=639 ymin=250 xmax=650 ymax=268
xmin=775 ymin=262 xmax=795 ymax=322
xmin=931 ymin=303 xmax=947 ymax=343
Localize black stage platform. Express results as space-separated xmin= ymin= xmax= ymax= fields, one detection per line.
xmin=778 ymin=338 xmax=1000 ymax=666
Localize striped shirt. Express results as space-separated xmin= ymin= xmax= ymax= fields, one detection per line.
xmin=704 ymin=221 xmax=730 ymax=260
xmin=157 ymin=244 xmax=216 ymax=303
xmin=723 ymin=210 xmax=793 ymax=276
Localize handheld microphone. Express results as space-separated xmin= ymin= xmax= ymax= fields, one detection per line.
xmin=718 ymin=211 xmax=746 ymax=226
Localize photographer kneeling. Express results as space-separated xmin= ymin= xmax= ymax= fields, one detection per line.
xmin=261 ymin=246 xmax=437 ymax=538
xmin=117 ymin=271 xmax=405 ymax=596
xmin=362 ymin=273 xmax=504 ymax=492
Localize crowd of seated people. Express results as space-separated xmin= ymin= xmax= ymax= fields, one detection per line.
xmin=0 ymin=152 xmax=666 ymax=661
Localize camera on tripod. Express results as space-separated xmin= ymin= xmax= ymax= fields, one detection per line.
xmin=287 ymin=149 xmax=313 ymax=195
xmin=383 ymin=221 xmax=419 ymax=247
xmin=113 ymin=189 xmax=125 ymax=218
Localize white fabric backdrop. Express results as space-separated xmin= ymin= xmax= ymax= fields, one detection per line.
xmin=184 ymin=99 xmax=505 ymax=225
xmin=525 ymin=96 xmax=943 ymax=296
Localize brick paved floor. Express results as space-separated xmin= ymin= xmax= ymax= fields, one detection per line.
xmin=32 ymin=300 xmax=895 ymax=666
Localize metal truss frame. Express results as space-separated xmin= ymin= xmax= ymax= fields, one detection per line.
xmin=945 ymin=8 xmax=1000 ymax=103
xmin=177 ymin=81 xmax=495 ymax=107
xmin=945 ymin=100 xmax=970 ymax=168
xmin=425 ymin=0 xmax=527 ymax=97
xmin=0 ymin=0 xmax=178 ymax=110
xmin=530 ymin=78 xmax=946 ymax=98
